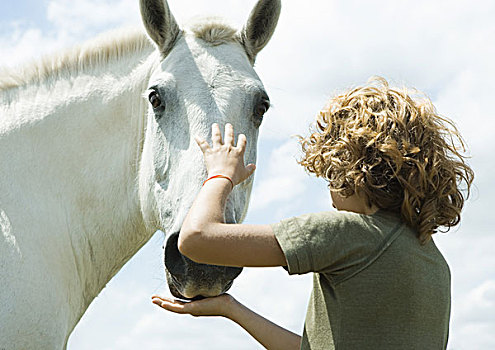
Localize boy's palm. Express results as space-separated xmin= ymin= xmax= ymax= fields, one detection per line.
xmin=151 ymin=294 xmax=233 ymax=318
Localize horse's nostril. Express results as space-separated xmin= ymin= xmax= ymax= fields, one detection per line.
xmin=164 ymin=232 xmax=187 ymax=276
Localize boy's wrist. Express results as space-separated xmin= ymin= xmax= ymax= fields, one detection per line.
xmin=220 ymin=294 xmax=241 ymax=319
xmin=204 ymin=174 xmax=235 ymax=189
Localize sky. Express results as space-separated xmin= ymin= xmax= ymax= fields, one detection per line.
xmin=1 ymin=0 xmax=494 ymax=349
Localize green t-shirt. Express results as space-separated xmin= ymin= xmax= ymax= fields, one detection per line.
xmin=271 ymin=209 xmax=450 ymax=350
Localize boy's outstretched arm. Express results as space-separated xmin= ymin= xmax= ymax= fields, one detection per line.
xmin=152 ymin=294 xmax=301 ymax=350
xmin=178 ymin=123 xmax=287 ymax=267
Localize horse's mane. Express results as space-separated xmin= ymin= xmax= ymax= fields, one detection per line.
xmin=0 ymin=27 xmax=154 ymax=92
xmin=0 ymin=19 xmax=240 ymax=92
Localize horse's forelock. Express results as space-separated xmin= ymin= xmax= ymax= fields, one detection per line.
xmin=186 ymin=17 xmax=239 ymax=46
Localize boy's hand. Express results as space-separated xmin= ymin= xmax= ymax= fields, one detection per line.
xmin=151 ymin=294 xmax=234 ymax=318
xmin=152 ymin=293 xmax=302 ymax=349
xmin=195 ymin=123 xmax=256 ymax=186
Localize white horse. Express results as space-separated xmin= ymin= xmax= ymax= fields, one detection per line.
xmin=0 ymin=0 xmax=281 ymax=348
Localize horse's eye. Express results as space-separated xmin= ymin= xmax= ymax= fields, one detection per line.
xmin=149 ymin=91 xmax=161 ymax=109
xmin=256 ymin=100 xmax=270 ymax=116
xmin=253 ymin=99 xmax=270 ymax=128
xmin=256 ymin=100 xmax=270 ymax=117
xmin=256 ymin=105 xmax=266 ymax=116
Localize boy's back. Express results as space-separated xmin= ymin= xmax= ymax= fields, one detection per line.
xmin=273 ymin=209 xmax=450 ymax=349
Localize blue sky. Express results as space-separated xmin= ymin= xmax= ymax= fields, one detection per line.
xmin=1 ymin=0 xmax=494 ymax=349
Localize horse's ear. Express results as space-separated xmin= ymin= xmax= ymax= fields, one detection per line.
xmin=240 ymin=0 xmax=281 ymax=63
xmin=140 ymin=0 xmax=180 ymax=56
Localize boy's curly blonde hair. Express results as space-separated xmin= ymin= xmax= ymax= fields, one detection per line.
xmin=299 ymin=77 xmax=474 ymax=244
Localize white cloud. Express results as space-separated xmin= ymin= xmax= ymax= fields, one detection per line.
xmin=459 ymin=280 xmax=495 ymax=323
xmin=434 ymin=234 xmax=495 ymax=349
xmin=46 ymin=0 xmax=140 ymax=37
xmin=0 ymin=25 xmax=65 ymax=68
xmin=449 ymin=279 xmax=495 ymax=349
xmin=435 ymin=68 xmax=495 ymax=160
xmin=250 ymin=140 xmax=307 ymax=211
xmin=452 ymin=323 xmax=495 ymax=350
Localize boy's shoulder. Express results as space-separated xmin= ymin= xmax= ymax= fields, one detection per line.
xmin=279 ymin=209 xmax=402 ymax=234
xmin=271 ymin=209 xmax=409 ymax=276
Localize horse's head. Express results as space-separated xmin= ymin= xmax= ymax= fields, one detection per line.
xmin=138 ymin=0 xmax=281 ymax=299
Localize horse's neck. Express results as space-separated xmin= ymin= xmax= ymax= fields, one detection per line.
xmin=0 ymin=48 xmax=156 ymax=316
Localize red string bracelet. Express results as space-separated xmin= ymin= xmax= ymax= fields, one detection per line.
xmin=202 ymin=175 xmax=234 ymax=189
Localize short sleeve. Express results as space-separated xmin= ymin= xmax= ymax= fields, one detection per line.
xmin=271 ymin=211 xmax=386 ymax=279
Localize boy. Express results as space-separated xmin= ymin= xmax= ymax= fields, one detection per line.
xmin=151 ymin=78 xmax=474 ymax=349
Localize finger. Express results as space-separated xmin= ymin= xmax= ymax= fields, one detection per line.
xmin=236 ymin=133 xmax=247 ymax=152
xmin=152 ymin=298 xmax=188 ymax=314
xmin=151 ymin=295 xmax=183 ymax=303
xmin=194 ymin=135 xmax=210 ymax=153
xmin=211 ymin=123 xmax=222 ymax=146
xmin=224 ymin=123 xmax=234 ymax=146
xmin=245 ymin=163 xmax=256 ymax=177
xmin=151 ymin=295 xmax=187 ymax=306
